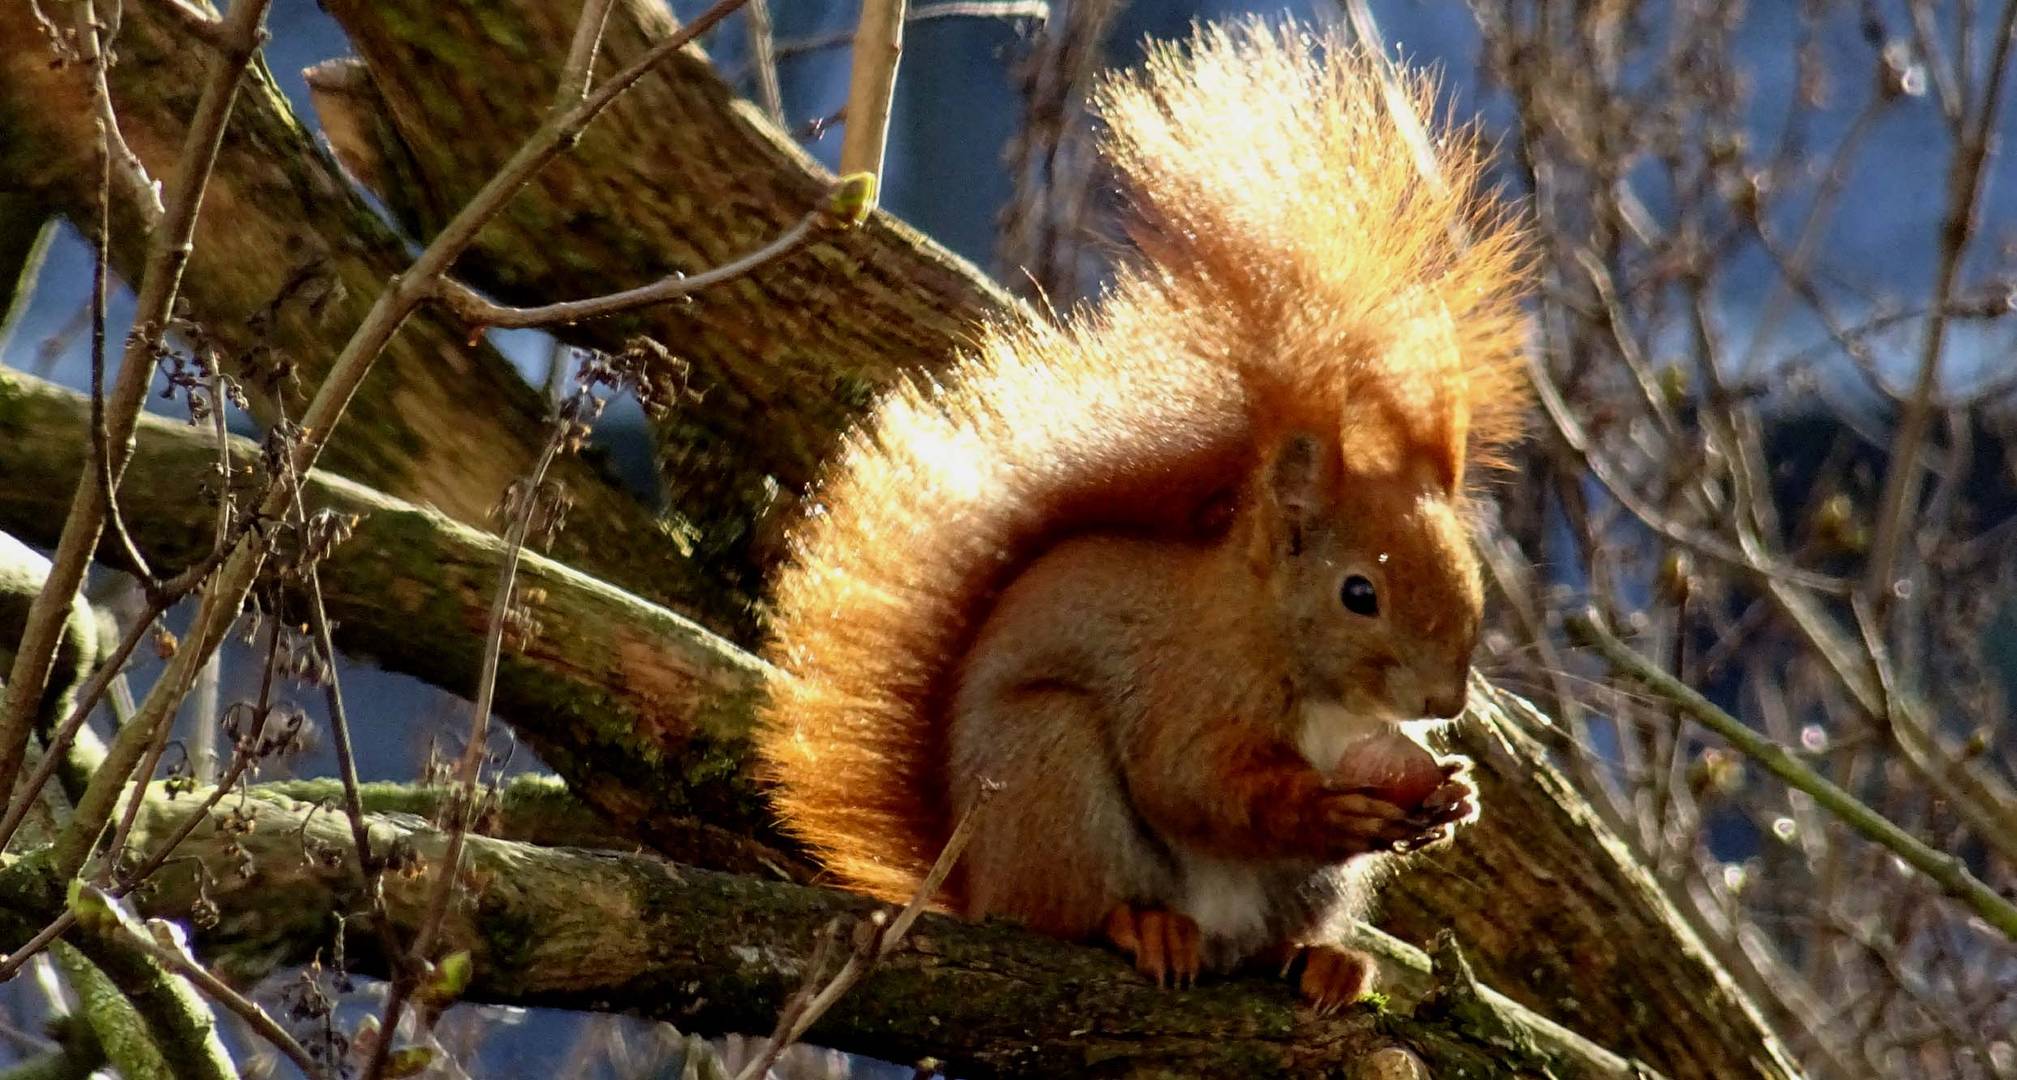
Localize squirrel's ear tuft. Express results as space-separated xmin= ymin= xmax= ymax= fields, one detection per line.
xmin=1431 ymin=405 xmax=1469 ymax=497
xmin=1264 ymin=433 xmax=1333 ymax=555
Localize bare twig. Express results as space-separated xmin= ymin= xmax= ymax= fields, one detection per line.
xmin=0 ymin=0 xmax=273 ymax=812
xmin=1526 ymin=353 xmax=1845 ymax=593
xmin=103 ymin=612 xmax=282 ymax=883
xmin=302 ymin=567 xmax=376 ymax=880
xmin=744 ymin=0 xmax=784 ymax=125
xmin=731 ymin=788 xmax=991 ymax=1080
xmin=772 ymin=1 xmax=1049 ymax=61
xmin=152 ymin=0 xmax=231 ymax=51
xmin=0 ymin=595 xmax=166 ymax=857
xmin=51 ymin=0 xmax=750 ymax=901
xmin=71 ymin=0 xmax=163 ymax=222
xmin=427 ymin=210 xmax=824 ymax=330
xmin=145 ymin=938 xmax=321 ymax=1080
xmin=1 ymin=742 xmax=259 ymax=982
xmin=554 ymin=0 xmax=616 ymax=108
xmin=75 ymin=884 xmax=323 ymax=1078
xmin=1866 ymin=0 xmax=2017 ymax=596
xmin=1565 ymin=608 xmax=2017 ymax=943
xmin=87 ymin=123 xmax=154 ymax=590
xmin=360 ymin=394 xmax=576 ymax=1080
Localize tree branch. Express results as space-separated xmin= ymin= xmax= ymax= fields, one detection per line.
xmin=0 ymin=0 xmax=273 ymax=835
xmin=1564 ymin=608 xmax=2017 ymax=942
xmin=0 ymin=368 xmax=800 ymax=875
xmin=0 ymin=367 xmax=1801 ymax=1077
xmin=0 ymin=0 xmax=733 ymax=627
xmin=105 ymin=784 xmax=1624 ymax=1079
xmin=308 ymin=0 xmax=1018 ymax=592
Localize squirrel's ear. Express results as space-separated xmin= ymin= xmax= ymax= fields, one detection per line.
xmin=1434 ymin=410 xmax=1468 ymax=496
xmin=1264 ymin=433 xmax=1331 ymax=556
xmin=1421 ymin=390 xmax=1470 ymax=496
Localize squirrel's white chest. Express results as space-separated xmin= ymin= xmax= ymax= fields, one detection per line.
xmin=1173 ymin=850 xmax=1274 ymax=948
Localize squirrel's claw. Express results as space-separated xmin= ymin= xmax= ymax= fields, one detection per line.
xmin=1421 ymin=776 xmax=1477 ymax=820
xmin=1379 ymin=772 xmax=1476 ymax=854
xmin=1282 ymin=944 xmax=1374 ymax=1015
xmin=1103 ymin=904 xmax=1202 ymax=989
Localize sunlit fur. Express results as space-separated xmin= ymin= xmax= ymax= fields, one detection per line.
xmin=755 ymin=21 xmax=1531 ymax=904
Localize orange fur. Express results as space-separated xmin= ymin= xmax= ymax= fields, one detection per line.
xmin=755 ymin=21 xmax=1531 ymax=904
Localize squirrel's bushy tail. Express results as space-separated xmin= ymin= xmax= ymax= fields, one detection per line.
xmin=754 ymin=20 xmax=1530 ymax=902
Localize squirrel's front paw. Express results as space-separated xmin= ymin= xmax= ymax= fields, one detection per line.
xmin=1390 ymin=760 xmax=1477 ymax=853
xmin=1307 ymin=789 xmax=1427 ymax=859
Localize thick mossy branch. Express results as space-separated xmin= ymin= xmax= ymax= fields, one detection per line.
xmin=0 ymin=370 xmax=1796 ymax=1077
xmin=0 ymin=2 xmax=731 ymax=628
xmin=111 ymin=785 xmax=1577 ymax=1080
xmin=0 ymin=869 xmax=234 ymax=1080
xmin=0 ymin=371 xmax=796 ymax=877
xmin=0 ymin=1 xmax=1797 ymax=1070
xmin=250 ymin=776 xmax=615 ymax=851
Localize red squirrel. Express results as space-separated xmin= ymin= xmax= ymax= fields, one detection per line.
xmin=756 ymin=21 xmax=1531 ymax=1011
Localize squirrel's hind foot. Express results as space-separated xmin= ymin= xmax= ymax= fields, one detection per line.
xmin=1102 ymin=904 xmax=1202 ymax=989
xmin=1273 ymin=944 xmax=1375 ymax=1016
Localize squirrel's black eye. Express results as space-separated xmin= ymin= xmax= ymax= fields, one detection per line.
xmin=1340 ymin=575 xmax=1379 ymax=617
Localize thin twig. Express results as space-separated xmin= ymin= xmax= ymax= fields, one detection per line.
xmin=89 ymin=901 xmax=325 ymax=1079
xmin=745 ymin=0 xmax=784 ymax=125
xmin=1565 ymin=608 xmax=2017 ymax=943
xmin=88 ymin=121 xmax=154 ymax=589
xmin=104 ymin=613 xmax=282 ymax=884
xmin=771 ymin=1 xmax=1049 ymax=61
xmin=427 ymin=211 xmax=823 ymax=330
xmin=153 ymin=0 xmax=232 ymax=51
xmin=1866 ymin=0 xmax=2017 ymax=597
xmin=554 ymin=0 xmax=617 ymax=108
xmin=1 ymin=736 xmax=260 ymax=983
xmin=0 ymin=0 xmax=274 ymax=814
xmin=0 ymin=594 xmax=167 ymax=857
xmin=731 ymin=787 xmax=991 ymax=1080
xmin=72 ymin=0 xmax=164 ymax=221
xmin=303 ymin=567 xmax=376 ymax=880
xmin=53 ymin=0 xmax=750 ymax=891
xmin=358 ymin=425 xmax=567 ymax=1080
xmin=1526 ymin=353 xmax=1845 ymax=593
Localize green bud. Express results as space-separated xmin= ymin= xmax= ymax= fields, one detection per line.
xmin=827 ymin=173 xmax=878 ymax=228
xmin=383 ymin=1047 xmax=435 ymax=1078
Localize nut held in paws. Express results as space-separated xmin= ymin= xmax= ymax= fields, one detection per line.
xmin=1326 ymin=731 xmax=1444 ymax=809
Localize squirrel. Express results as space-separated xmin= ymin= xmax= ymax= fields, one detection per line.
xmin=755 ymin=20 xmax=1530 ymax=1011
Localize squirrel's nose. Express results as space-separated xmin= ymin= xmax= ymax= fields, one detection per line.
xmin=1423 ymin=683 xmax=1468 ymax=720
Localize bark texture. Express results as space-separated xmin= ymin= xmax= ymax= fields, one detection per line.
xmin=0 ymin=1 xmax=1805 ymax=1074
xmin=0 ymin=1 xmax=733 ymax=628
xmin=0 ymin=371 xmax=796 ymax=874
xmin=0 ymin=369 xmax=1800 ymax=1078
xmin=1397 ymin=692 xmax=1803 ymax=1080
xmin=308 ymin=0 xmax=1018 ymax=594
xmin=105 ymin=784 xmax=1576 ymax=1080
